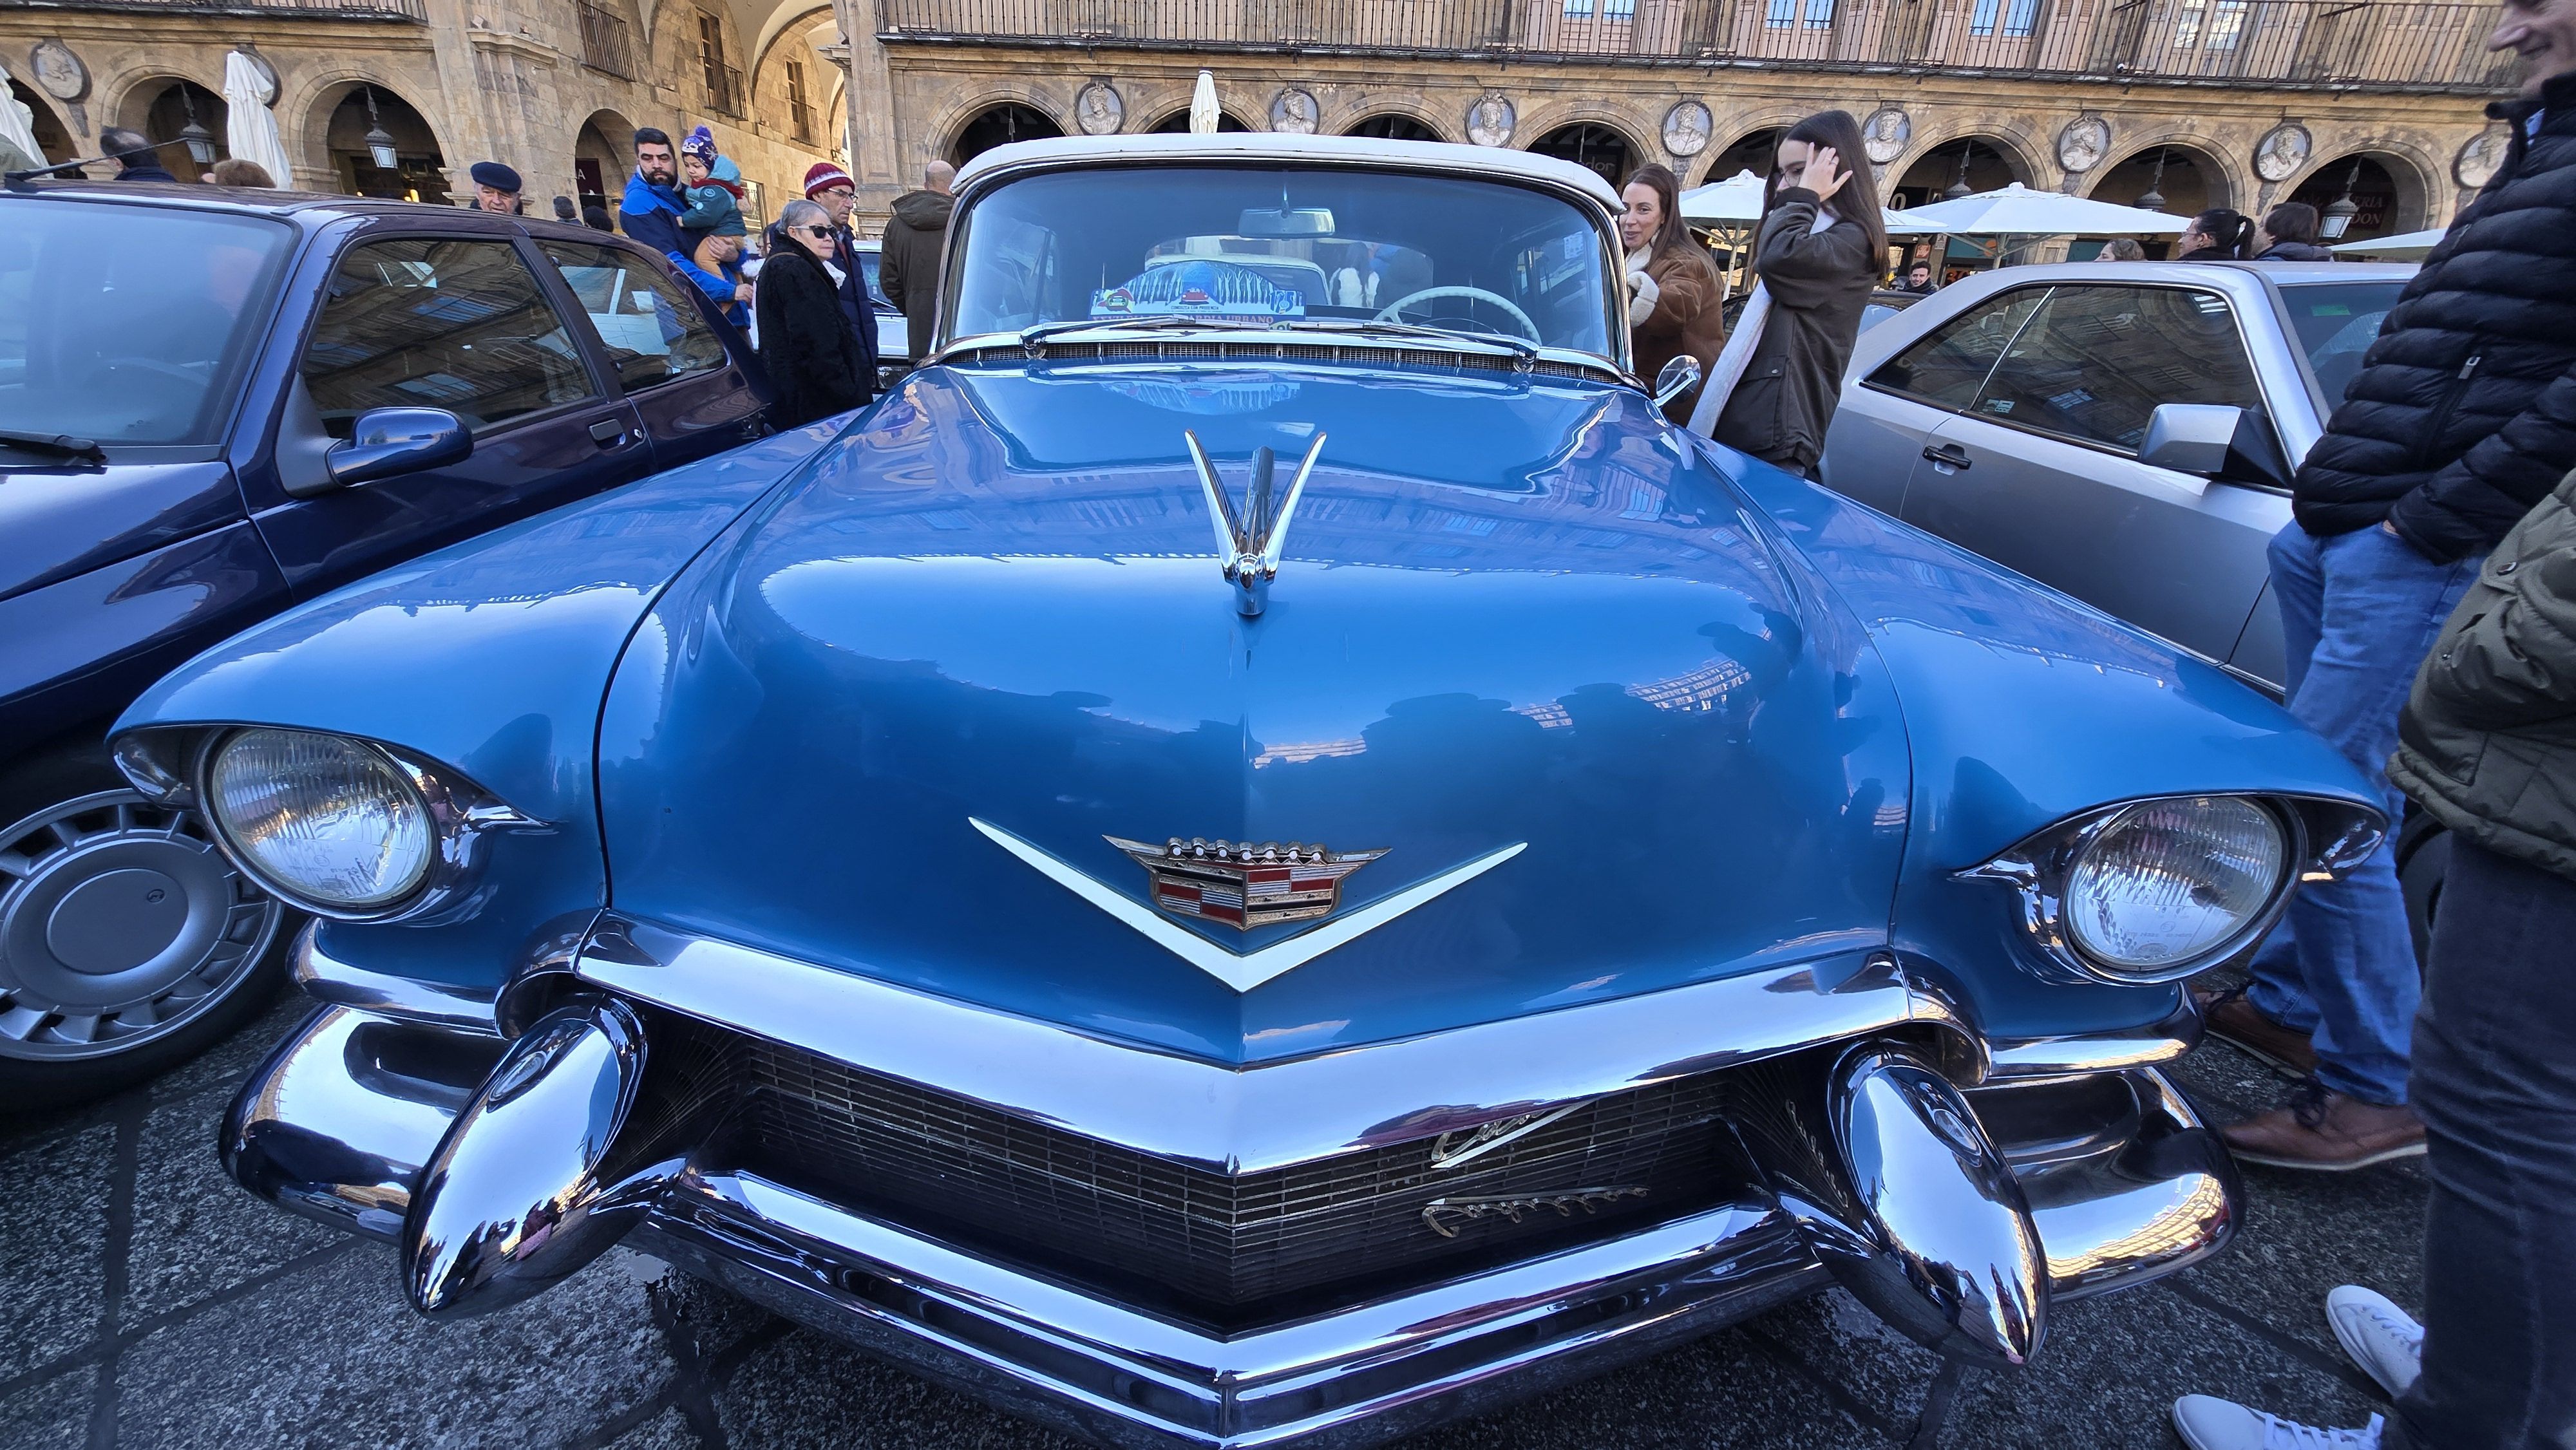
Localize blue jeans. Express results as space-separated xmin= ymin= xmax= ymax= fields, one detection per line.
xmin=2245 ymin=522 xmax=2479 ymax=1106
xmin=2383 ymin=838 xmax=2576 ymax=1450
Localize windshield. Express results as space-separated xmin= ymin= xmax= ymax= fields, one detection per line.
xmin=947 ymin=166 xmax=1618 ymax=361
xmin=0 ymin=198 xmax=294 ymax=446
xmin=2277 ymin=280 xmax=2405 ymax=415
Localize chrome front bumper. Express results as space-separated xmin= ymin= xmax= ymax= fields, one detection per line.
xmin=231 ymin=935 xmax=2237 ymax=1449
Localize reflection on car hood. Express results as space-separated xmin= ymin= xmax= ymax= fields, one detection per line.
xmin=596 ymin=362 xmax=1910 ymax=1063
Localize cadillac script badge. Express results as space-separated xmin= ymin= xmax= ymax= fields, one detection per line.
xmin=1107 ymin=836 xmax=1385 ymax=931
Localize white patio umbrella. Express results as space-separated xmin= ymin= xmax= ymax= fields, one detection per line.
xmin=1680 ymin=170 xmax=1939 ymax=235
xmin=1894 ymin=182 xmax=2187 ymax=238
xmin=1188 ymin=70 xmax=1220 ymax=135
xmin=0 ymin=62 xmax=45 ymax=169
xmin=2331 ymin=227 xmax=2445 ymax=260
xmin=222 ymin=50 xmax=293 ymax=185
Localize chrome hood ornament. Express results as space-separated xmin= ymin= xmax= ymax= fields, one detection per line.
xmin=1183 ymin=429 xmax=1327 ymax=617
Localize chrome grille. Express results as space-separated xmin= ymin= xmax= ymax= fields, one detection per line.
xmin=703 ymin=1029 xmax=1741 ymax=1312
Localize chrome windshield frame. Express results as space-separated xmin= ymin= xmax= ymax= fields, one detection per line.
xmin=933 ymin=156 xmax=1634 ymax=377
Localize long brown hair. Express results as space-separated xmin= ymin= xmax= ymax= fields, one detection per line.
xmin=1761 ymin=109 xmax=1888 ymax=256
xmin=1622 ymin=162 xmax=1718 ymax=288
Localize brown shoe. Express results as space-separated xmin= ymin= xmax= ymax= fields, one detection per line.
xmin=2193 ymin=983 xmax=2318 ymax=1075
xmin=2222 ymin=1081 xmax=2427 ymax=1171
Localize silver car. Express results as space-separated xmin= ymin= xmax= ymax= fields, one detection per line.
xmin=1821 ymin=261 xmax=2414 ymax=691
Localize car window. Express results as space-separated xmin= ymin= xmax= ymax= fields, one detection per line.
xmin=1971 ymin=285 xmax=2260 ymax=454
xmin=300 ymin=236 xmax=596 ymax=436
xmin=855 ymin=249 xmax=893 ymax=309
xmin=2276 ymin=280 xmax=2404 ymax=415
xmin=535 ymin=238 xmax=727 ymax=393
xmin=0 ymin=198 xmax=293 ymax=446
xmin=1866 ymin=288 xmax=2047 ymax=411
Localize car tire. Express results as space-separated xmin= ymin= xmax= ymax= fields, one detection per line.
xmin=0 ymin=742 xmax=294 ymax=1114
xmin=2394 ymin=807 xmax=2449 ymax=979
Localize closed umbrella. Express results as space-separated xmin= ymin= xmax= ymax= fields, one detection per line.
xmin=222 ymin=50 xmax=292 ymax=185
xmin=1188 ymin=70 xmax=1219 ymax=135
xmin=0 ymin=62 xmax=45 ymax=168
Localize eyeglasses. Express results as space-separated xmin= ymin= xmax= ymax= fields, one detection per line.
xmin=799 ymin=225 xmax=833 ymax=238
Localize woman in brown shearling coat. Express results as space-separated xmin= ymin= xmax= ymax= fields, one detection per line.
xmin=1618 ymin=164 xmax=1725 ymax=426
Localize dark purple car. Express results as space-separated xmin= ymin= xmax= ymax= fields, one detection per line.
xmin=0 ymin=180 xmax=772 ymax=1107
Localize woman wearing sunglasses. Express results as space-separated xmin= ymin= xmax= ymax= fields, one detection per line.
xmin=754 ymin=198 xmax=875 ymax=428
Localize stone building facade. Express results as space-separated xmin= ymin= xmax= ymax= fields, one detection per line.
xmin=824 ymin=0 xmax=2514 ymax=247
xmin=3 ymin=0 xmax=849 ymax=227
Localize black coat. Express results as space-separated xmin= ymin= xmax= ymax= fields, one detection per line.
xmin=762 ymin=220 xmax=882 ymax=377
xmin=755 ymin=247 xmax=871 ymax=429
xmin=1707 ymin=188 xmax=1877 ymax=475
xmin=2295 ymin=71 xmax=2576 ymax=562
xmin=2255 ymin=240 xmax=2337 ymax=261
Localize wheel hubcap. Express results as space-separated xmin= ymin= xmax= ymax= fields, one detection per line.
xmin=0 ymin=789 xmax=286 ymax=1062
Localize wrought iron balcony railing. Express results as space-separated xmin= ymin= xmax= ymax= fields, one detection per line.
xmin=0 ymin=0 xmax=424 ymax=17
xmin=876 ymin=0 xmax=2515 ymax=94
xmin=578 ymin=0 xmax=638 ymax=77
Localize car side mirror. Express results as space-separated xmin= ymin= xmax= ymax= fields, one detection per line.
xmin=326 ymin=408 xmax=471 ymax=488
xmin=1653 ymin=355 xmax=1702 ymax=409
xmin=2138 ymin=403 xmax=2291 ymax=491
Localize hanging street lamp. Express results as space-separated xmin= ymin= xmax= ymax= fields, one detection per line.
xmin=2320 ymin=158 xmax=2365 ymax=240
xmin=361 ymin=86 xmax=399 ymax=172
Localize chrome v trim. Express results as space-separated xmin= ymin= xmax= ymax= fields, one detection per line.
xmin=572 ymin=921 xmax=1970 ymax=1173
xmin=967 ymin=816 xmax=1524 ymax=992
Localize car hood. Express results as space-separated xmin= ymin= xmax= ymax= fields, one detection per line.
xmin=596 ymin=361 xmax=1910 ymax=1064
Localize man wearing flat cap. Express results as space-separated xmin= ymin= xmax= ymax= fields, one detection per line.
xmin=469 ymin=161 xmax=522 ymax=215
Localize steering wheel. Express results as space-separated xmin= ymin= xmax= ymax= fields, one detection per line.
xmin=1372 ymin=287 xmax=1541 ymax=343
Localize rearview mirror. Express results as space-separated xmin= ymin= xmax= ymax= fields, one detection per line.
xmin=327 ymin=408 xmax=471 ymax=488
xmin=1238 ymin=207 xmax=1334 ymax=237
xmin=1653 ymin=355 xmax=1703 ymax=408
xmin=2139 ymin=403 xmax=2291 ymax=491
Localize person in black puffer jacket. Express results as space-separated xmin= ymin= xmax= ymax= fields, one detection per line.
xmin=2251 ymin=202 xmax=2338 ymax=261
xmin=2206 ymin=58 xmax=2576 ymax=1176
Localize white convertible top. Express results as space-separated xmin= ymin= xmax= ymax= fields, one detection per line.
xmin=951 ymin=132 xmax=1622 ymax=211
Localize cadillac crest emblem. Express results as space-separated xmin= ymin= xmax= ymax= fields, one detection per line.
xmin=1107 ymin=836 xmax=1386 ymax=931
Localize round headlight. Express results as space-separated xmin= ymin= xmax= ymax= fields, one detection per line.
xmin=208 ymin=730 xmax=435 ymax=910
xmin=2063 ymin=797 xmax=2286 ymax=975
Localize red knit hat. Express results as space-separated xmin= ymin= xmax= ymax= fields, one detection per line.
xmin=803 ymin=162 xmax=855 ymax=198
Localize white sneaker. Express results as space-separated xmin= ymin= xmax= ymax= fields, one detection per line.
xmin=2326 ymin=1285 xmax=2423 ymax=1398
xmin=2172 ymin=1395 xmax=2383 ymax=1450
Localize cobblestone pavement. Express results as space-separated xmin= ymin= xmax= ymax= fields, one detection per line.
xmin=1 ymin=982 xmax=2429 ymax=1450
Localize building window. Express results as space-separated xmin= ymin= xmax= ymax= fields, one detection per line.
xmin=1561 ymin=0 xmax=1635 ymax=14
xmin=1766 ymin=0 xmax=1835 ymax=26
xmin=1969 ymin=0 xmax=2038 ymax=35
xmin=2174 ymin=0 xmax=2248 ymax=49
xmin=696 ymin=13 xmax=744 ymax=115
xmin=786 ymin=59 xmax=815 ymax=145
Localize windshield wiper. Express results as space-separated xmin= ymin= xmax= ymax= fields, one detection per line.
xmin=1278 ymin=317 xmax=1540 ymax=361
xmin=1016 ymin=314 xmax=1269 ymax=348
xmin=0 ymin=428 xmax=107 ymax=462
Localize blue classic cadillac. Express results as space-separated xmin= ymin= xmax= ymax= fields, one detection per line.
xmin=115 ymin=136 xmax=2382 ymax=1447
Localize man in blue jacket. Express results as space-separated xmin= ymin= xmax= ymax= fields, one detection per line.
xmin=617 ymin=128 xmax=740 ymax=320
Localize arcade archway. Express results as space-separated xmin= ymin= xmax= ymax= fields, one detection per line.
xmin=317 ymin=83 xmax=448 ymax=203
xmin=2088 ymin=144 xmax=2232 ymax=216
xmin=2290 ymin=151 xmax=2430 ymax=242
xmin=1529 ymin=122 xmax=1636 ymax=186
xmin=950 ymin=103 xmax=1063 ymax=165
xmin=1891 ymin=136 xmax=2027 ymax=211
xmin=1347 ymin=114 xmax=1442 ymax=142
xmin=1148 ymin=110 xmax=1253 ymax=133
xmin=1701 ymin=128 xmax=1782 ymax=185
xmin=574 ymin=111 xmax=636 ymax=218
xmin=122 ymin=79 xmax=229 ymax=176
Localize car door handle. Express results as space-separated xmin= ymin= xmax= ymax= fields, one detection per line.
xmin=589 ymin=419 xmax=629 ymax=447
xmin=1922 ymin=443 xmax=1972 ymax=470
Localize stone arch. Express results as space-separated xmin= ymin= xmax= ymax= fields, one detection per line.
xmin=917 ymin=80 xmax=1063 ymax=171
xmin=102 ymin=72 xmax=228 ymax=171
xmin=1525 ymin=118 xmax=1649 ymax=187
xmin=8 ymin=79 xmax=80 ymax=165
xmin=2285 ymin=146 xmax=2438 ymax=241
xmin=947 ymin=101 xmax=1065 ymax=167
xmin=1344 ymin=113 xmax=1445 ymax=144
xmin=1889 ymin=129 xmax=2040 ymax=209
xmin=574 ymin=109 xmax=636 ymax=216
xmin=751 ymin=10 xmax=841 ymax=151
xmin=2087 ymin=139 xmax=2241 ymax=216
xmin=1146 ymin=109 xmax=1253 ymax=133
xmin=1701 ymin=125 xmax=1788 ymax=186
xmin=750 ymin=1 xmax=834 ymax=76
xmin=291 ymin=75 xmax=455 ymax=202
